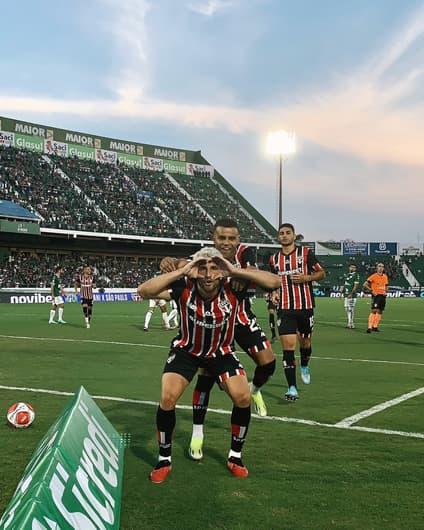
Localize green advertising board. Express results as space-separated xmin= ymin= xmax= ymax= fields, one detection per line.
xmin=163 ymin=159 xmax=186 ymax=174
xmin=0 ymin=387 xmax=125 ymax=530
xmin=14 ymin=133 xmax=44 ymax=153
xmin=68 ymin=144 xmax=96 ymax=161
xmin=117 ymin=152 xmax=143 ymax=168
xmin=0 ymin=220 xmax=40 ymax=235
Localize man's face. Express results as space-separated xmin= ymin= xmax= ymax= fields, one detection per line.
xmin=377 ymin=263 xmax=384 ymax=274
xmin=349 ymin=265 xmax=357 ymax=273
xmin=83 ymin=267 xmax=91 ymax=276
xmin=213 ymin=226 xmax=240 ymax=260
xmin=278 ymin=226 xmax=295 ymax=247
xmin=196 ymin=258 xmax=222 ymax=295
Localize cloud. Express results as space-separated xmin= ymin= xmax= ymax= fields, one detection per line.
xmin=1 ymin=2 xmax=424 ymax=171
xmin=187 ymin=0 xmax=235 ymax=17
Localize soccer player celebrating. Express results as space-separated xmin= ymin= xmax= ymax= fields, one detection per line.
xmin=161 ymin=218 xmax=277 ymax=463
xmin=342 ymin=263 xmax=360 ymax=328
xmin=269 ymin=223 xmax=326 ymax=401
xmin=74 ymin=266 xmax=96 ymax=329
xmin=49 ymin=266 xmax=66 ymax=324
xmin=138 ymin=247 xmax=280 ymax=483
xmin=363 ymin=262 xmax=389 ymax=333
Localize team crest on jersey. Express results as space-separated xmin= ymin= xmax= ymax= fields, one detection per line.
xmin=297 ymin=257 xmax=304 ymax=266
xmin=218 ymin=300 xmax=231 ymax=312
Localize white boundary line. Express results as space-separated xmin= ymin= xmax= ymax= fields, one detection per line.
xmin=335 ymin=387 xmax=424 ymax=427
xmin=0 ymin=384 xmax=423 ymax=440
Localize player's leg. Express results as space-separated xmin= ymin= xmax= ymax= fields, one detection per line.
xmin=350 ymin=298 xmax=357 ymax=328
xmin=372 ymin=296 xmax=385 ymax=331
xmin=235 ymin=321 xmax=275 ymax=417
xmin=217 ymin=357 xmax=251 ymax=478
xmin=268 ymin=306 xmax=277 ymax=342
xmin=57 ymin=302 xmax=66 ymax=324
xmin=150 ymin=352 xmax=195 ymax=483
xmin=189 ymin=368 xmax=215 ymax=460
xmin=344 ymin=298 xmax=351 ymax=327
xmin=168 ymin=300 xmax=179 ymax=328
xmin=144 ymin=300 xmax=156 ymax=331
xmin=159 ymin=302 xmax=171 ymax=330
xmin=49 ymin=302 xmax=57 ymax=324
xmin=298 ymin=310 xmax=314 ymax=385
xmin=277 ymin=311 xmax=299 ymax=400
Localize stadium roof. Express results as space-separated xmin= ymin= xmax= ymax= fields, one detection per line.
xmin=0 ymin=200 xmax=40 ymax=222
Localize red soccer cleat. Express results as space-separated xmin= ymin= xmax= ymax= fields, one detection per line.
xmin=150 ymin=462 xmax=172 ymax=483
xmin=227 ymin=459 xmax=249 ymax=478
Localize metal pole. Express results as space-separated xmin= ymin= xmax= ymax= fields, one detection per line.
xmin=278 ymin=153 xmax=283 ymax=227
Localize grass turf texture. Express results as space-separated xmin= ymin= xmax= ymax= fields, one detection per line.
xmin=0 ymin=297 xmax=423 ymax=529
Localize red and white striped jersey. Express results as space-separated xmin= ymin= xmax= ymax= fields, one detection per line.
xmin=75 ymin=274 xmax=96 ymax=300
xmin=170 ymin=277 xmax=248 ymax=358
xmin=269 ymin=246 xmax=323 ymax=310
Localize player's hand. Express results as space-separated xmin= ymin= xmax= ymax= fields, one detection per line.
xmin=230 ymin=278 xmax=248 ymax=292
xmin=160 ymin=257 xmax=177 ymax=273
xmin=291 ymin=273 xmax=307 ymax=284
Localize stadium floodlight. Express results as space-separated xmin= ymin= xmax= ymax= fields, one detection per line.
xmin=266 ymin=130 xmax=296 ymax=227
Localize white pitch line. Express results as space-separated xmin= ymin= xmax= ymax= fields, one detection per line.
xmin=335 ymin=387 xmax=424 ymax=427
xmin=1 ymin=384 xmax=423 ymax=440
xmin=314 ymin=356 xmax=424 ymax=367
xmin=0 ymin=334 xmax=164 ymax=349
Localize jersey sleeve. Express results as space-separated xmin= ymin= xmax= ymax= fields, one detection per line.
xmin=240 ymin=246 xmax=257 ymax=268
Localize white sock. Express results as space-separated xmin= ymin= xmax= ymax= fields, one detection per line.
xmin=158 ymin=455 xmax=171 ymax=463
xmin=58 ymin=308 xmax=64 ymax=320
xmin=228 ymin=450 xmax=241 ymax=460
xmin=162 ymin=312 xmax=170 ymax=328
xmin=144 ymin=311 xmax=152 ymax=328
xmin=49 ymin=309 xmax=56 ymax=321
xmin=192 ymin=424 xmax=204 ymax=439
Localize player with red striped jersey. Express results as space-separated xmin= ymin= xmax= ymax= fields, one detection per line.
xmin=138 ymin=247 xmax=280 ymax=483
xmin=74 ymin=265 xmax=96 ymax=329
xmin=160 ymin=218 xmax=277 ymax=463
xmin=269 ymin=223 xmax=326 ymax=401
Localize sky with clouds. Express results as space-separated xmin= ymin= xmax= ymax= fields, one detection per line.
xmin=1 ymin=0 xmax=423 ymax=246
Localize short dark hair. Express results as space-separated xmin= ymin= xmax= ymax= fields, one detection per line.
xmin=214 ymin=218 xmax=239 ymax=231
xmin=278 ymin=222 xmax=295 ymax=233
xmin=54 ymin=265 xmax=63 ymax=273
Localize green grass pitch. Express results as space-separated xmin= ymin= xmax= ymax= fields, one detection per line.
xmin=0 ymin=297 xmax=423 ymax=529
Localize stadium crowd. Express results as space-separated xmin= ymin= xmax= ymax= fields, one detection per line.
xmin=0 ymin=145 xmax=272 ymax=243
xmin=0 ymin=250 xmax=160 ymax=288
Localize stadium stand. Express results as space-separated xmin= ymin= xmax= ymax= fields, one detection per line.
xmin=0 ymin=145 xmax=274 ymax=242
xmin=0 ymin=249 xmax=160 ymax=289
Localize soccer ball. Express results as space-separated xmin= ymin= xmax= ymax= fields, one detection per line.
xmin=6 ymin=402 xmax=35 ymax=429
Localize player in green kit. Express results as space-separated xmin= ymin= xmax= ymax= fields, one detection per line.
xmin=49 ymin=266 xmax=67 ymax=324
xmin=341 ymin=263 xmax=360 ymax=328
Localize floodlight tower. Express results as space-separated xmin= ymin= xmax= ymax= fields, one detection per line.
xmin=266 ymin=130 xmax=296 ymax=227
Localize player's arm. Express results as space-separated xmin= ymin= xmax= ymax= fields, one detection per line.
xmin=74 ymin=279 xmax=79 ymax=295
xmin=138 ymin=261 xmax=194 ymax=299
xmin=215 ymin=257 xmax=280 ymax=290
xmin=349 ymin=281 xmax=359 ymax=298
xmin=291 ymin=267 xmax=326 ymax=284
xmin=362 ymin=279 xmax=371 ymax=292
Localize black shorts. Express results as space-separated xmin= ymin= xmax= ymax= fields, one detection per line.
xmin=81 ymin=298 xmax=93 ymax=306
xmin=234 ymin=320 xmax=270 ymax=356
xmin=163 ymin=348 xmax=246 ymax=384
xmin=277 ymin=309 xmax=314 ymax=338
xmin=372 ymin=294 xmax=386 ymax=312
